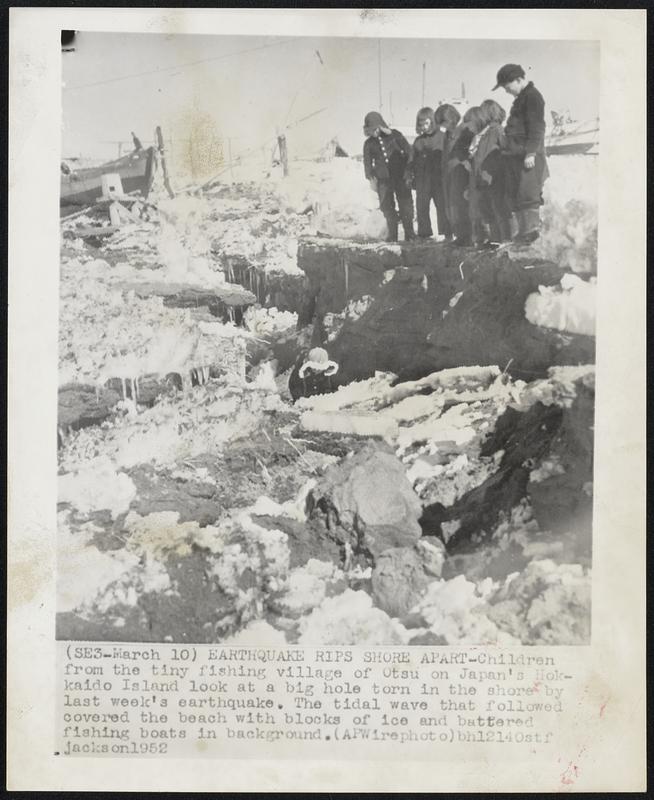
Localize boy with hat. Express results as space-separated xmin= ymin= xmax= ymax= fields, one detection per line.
xmin=363 ymin=111 xmax=416 ymax=242
xmin=493 ymin=64 xmax=549 ymax=243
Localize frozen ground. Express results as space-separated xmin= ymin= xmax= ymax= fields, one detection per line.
xmin=57 ymin=153 xmax=596 ymax=645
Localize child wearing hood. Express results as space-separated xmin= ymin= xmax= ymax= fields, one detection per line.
xmin=363 ymin=111 xmax=415 ymax=242
xmin=468 ymin=99 xmax=511 ymax=246
xmin=288 ymin=347 xmax=339 ymax=402
xmin=406 ymin=106 xmax=444 ymax=239
xmin=444 ymin=106 xmax=485 ymax=246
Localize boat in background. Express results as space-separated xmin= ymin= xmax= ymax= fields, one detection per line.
xmin=60 ymin=146 xmax=155 ymax=211
xmin=545 ymin=112 xmax=599 ymax=156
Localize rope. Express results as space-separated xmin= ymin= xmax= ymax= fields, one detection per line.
xmin=65 ymin=39 xmax=293 ymax=91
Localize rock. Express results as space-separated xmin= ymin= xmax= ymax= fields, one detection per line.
xmin=372 ymin=548 xmax=430 ymax=617
xmin=371 ymin=539 xmax=446 ymax=617
xmin=58 ymin=383 xmax=122 ymax=435
xmin=251 ymin=514 xmax=343 ymax=569
xmin=311 ymin=442 xmax=422 ymax=558
xmin=487 ymin=559 xmax=591 ymax=645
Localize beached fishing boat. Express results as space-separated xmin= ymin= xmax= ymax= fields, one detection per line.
xmin=60 ymin=146 xmax=155 ymax=209
xmin=545 ymin=113 xmax=599 ymax=156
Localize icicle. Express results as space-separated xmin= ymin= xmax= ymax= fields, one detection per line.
xmin=343 ymin=258 xmax=349 ymax=300
xmin=134 ymin=376 xmax=140 ymax=401
xmin=121 ymin=377 xmax=126 ymax=400
xmin=228 ymin=306 xmax=235 ymax=324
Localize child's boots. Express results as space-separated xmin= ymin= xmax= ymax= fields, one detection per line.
xmin=514 ymin=208 xmax=541 ymax=244
xmin=402 ymin=217 xmax=417 ymax=241
xmin=385 ymin=218 xmax=399 ymax=242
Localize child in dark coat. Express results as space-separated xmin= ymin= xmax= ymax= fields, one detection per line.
xmin=363 ymin=111 xmax=415 ymax=242
xmin=433 ymin=104 xmax=461 ymax=240
xmin=468 ymin=99 xmax=511 ymax=246
xmin=406 ymin=107 xmax=444 ymax=239
xmin=444 ymin=106 xmax=485 ymax=246
xmin=493 ymin=63 xmax=549 ymax=243
xmin=288 ymin=347 xmax=339 ymax=402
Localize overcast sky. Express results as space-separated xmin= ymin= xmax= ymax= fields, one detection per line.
xmin=62 ymin=32 xmax=599 ymax=160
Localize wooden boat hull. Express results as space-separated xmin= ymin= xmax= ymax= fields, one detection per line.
xmin=60 ymin=147 xmax=154 ymax=210
xmin=545 ymin=119 xmax=599 ymax=157
xmin=546 ymin=141 xmax=596 ymax=156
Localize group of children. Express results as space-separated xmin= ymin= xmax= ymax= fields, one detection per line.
xmin=363 ymin=63 xmax=549 ymax=247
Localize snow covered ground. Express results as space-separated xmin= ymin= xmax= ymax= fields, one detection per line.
xmin=57 ymin=153 xmax=596 ymax=645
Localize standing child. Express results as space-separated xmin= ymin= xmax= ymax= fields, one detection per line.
xmin=493 ymin=63 xmax=549 ymax=243
xmin=444 ymin=106 xmax=485 ymax=246
xmin=468 ymin=98 xmax=511 ymax=246
xmin=363 ymin=111 xmax=416 ymax=242
xmin=406 ymin=107 xmax=442 ymax=239
xmin=433 ymin=104 xmax=460 ymax=240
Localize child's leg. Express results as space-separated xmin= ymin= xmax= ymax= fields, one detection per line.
xmin=415 ymin=186 xmax=433 ymax=237
xmin=452 ymin=166 xmax=472 ymax=245
xmin=377 ymin=181 xmax=399 ymax=241
xmin=395 ymin=180 xmax=416 ymax=240
xmin=435 ymin=191 xmax=452 ymax=238
xmin=516 ymin=153 xmax=548 ymax=240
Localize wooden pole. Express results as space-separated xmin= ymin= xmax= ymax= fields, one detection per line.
xmin=228 ymin=137 xmax=235 ymax=181
xmin=378 ymin=39 xmax=383 ymax=110
xmin=277 ymin=133 xmax=288 ymax=177
xmin=422 ymin=62 xmax=426 ymax=106
xmin=155 ymin=126 xmax=175 ymax=198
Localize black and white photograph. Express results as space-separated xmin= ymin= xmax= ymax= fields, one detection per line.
xmin=7 ymin=7 xmax=647 ymax=791
xmin=56 ymin=30 xmax=599 ymax=647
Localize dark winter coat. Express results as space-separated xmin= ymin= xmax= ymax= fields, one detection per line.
xmin=409 ymin=128 xmax=446 ymax=191
xmin=502 ymin=82 xmax=550 ymax=211
xmin=470 ymin=123 xmax=505 ymax=187
xmin=363 ymin=129 xmax=412 ymax=183
xmin=503 ymin=81 xmax=546 ymax=156
xmin=444 ymin=125 xmax=475 ymax=233
xmin=288 ymin=356 xmax=337 ymax=402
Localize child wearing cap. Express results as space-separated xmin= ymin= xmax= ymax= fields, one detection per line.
xmin=363 ymin=111 xmax=416 ymax=242
xmin=406 ymin=107 xmax=443 ymax=239
xmin=493 ymin=63 xmax=549 ymax=243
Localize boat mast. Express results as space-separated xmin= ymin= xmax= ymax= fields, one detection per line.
xmin=422 ymin=62 xmax=426 ymax=106
xmin=378 ymin=39 xmax=383 ymax=110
